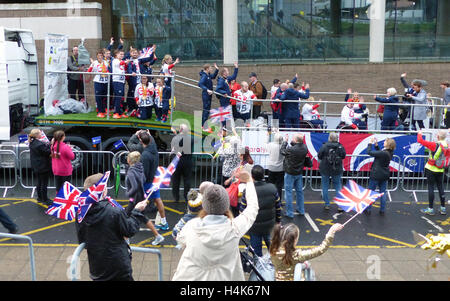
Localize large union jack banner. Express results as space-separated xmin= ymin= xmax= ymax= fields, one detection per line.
xmin=46 ymin=182 xmax=81 ymax=221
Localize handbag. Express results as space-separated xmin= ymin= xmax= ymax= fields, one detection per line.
xmin=304 ymin=156 xmax=313 ymax=168
xmin=226 ymin=179 xmax=240 ymax=208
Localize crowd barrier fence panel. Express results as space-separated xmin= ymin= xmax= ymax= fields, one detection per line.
xmin=0 ymin=150 xmax=18 ymax=197
xmin=309 ymin=154 xmax=401 ymax=193
xmin=19 ymin=150 xmax=116 ymax=194
xmin=114 ymin=151 xmax=216 ymax=192
xmin=69 ymin=242 xmax=163 ymax=281
xmin=0 ymin=233 xmax=36 ymax=280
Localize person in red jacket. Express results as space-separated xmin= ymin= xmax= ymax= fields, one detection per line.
xmin=51 ymin=130 xmax=75 ymax=194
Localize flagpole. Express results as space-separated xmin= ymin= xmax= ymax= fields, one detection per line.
xmin=342 ymin=212 xmax=361 ymax=227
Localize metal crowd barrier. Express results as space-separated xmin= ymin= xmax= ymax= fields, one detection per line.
xmin=309 ymin=154 xmax=402 ymax=193
xmin=18 ymin=149 xmax=116 ymax=194
xmin=0 ymin=233 xmax=36 ymax=281
xmin=113 ymin=151 xmax=217 ymax=191
xmin=69 ymin=242 xmax=163 ymax=281
xmin=0 ymin=150 xmax=18 ymax=197
xmin=2 ymin=147 xmax=450 ymax=198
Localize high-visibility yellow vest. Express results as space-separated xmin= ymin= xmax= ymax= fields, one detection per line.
xmin=425 ymin=140 xmax=448 ymax=173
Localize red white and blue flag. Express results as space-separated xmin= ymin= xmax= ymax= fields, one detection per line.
xmin=209 ymin=106 xmax=233 ymax=124
xmin=77 ymin=171 xmax=123 ymax=223
xmin=333 ymin=180 xmax=383 ymax=214
xmin=46 ymin=182 xmax=81 ymax=221
xmin=145 ymin=153 xmax=181 ymax=198
xmin=139 ymin=46 xmax=154 ymax=59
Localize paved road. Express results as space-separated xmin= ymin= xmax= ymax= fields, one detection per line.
xmin=1 ymin=189 xmax=449 ymax=248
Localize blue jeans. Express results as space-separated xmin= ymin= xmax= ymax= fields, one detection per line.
xmin=368 ymin=179 xmax=387 ymax=212
xmin=250 ymin=234 xmax=271 ymax=257
xmin=0 ymin=208 xmax=17 ymax=232
xmin=321 ymin=174 xmax=342 ymax=206
xmin=284 ymin=173 xmax=304 ymax=217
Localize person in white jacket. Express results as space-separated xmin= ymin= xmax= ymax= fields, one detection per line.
xmin=172 ymin=169 xmax=259 ymax=281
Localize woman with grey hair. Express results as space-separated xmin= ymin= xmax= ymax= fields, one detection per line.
xmin=406 ymin=79 xmax=428 ymax=131
xmin=317 ymin=132 xmax=346 ymax=210
xmin=374 ymin=88 xmax=399 ymax=131
xmin=267 ymin=130 xmax=285 ymax=200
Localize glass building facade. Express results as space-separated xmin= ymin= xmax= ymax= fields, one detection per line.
xmin=110 ymin=0 xmax=450 ymax=62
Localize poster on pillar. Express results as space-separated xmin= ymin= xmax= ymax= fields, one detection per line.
xmin=44 ymin=33 xmax=68 ymax=116
xmin=241 ymin=130 xmax=426 ymax=172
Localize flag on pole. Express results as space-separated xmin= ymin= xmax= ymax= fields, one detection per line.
xmin=18 ymin=134 xmax=28 ymax=144
xmin=92 ymin=136 xmax=102 ymax=145
xmin=333 ymin=180 xmax=383 ymax=214
xmin=113 ymin=139 xmax=126 ymax=150
xmin=139 ymin=46 xmax=154 ymax=59
xmin=77 ymin=171 xmax=123 ymax=223
xmin=209 ymin=106 xmax=233 ymax=124
xmin=145 ymin=153 xmax=181 ymax=198
xmin=46 ymin=182 xmax=81 ymax=221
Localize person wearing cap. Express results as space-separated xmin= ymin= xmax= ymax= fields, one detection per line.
xmin=249 ymin=72 xmax=264 ymax=119
xmin=76 ymin=173 xmax=148 ymax=281
xmin=172 ymin=170 xmax=259 ymax=281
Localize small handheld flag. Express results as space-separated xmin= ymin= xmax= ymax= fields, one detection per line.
xmin=46 ymin=182 xmax=81 ymax=221
xmin=334 ymin=180 xmax=384 ymax=226
xmin=145 ymin=153 xmax=181 ymax=200
xmin=113 ymin=139 xmax=126 ymax=150
xmin=18 ymin=134 xmax=28 ymax=144
xmin=92 ymin=136 xmax=102 ymax=146
xmin=209 ymin=106 xmax=233 ymax=125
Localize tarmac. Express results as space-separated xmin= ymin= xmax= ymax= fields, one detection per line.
xmin=1 ymin=189 xmax=450 ymax=282
xmin=0 ymin=244 xmax=449 ymax=281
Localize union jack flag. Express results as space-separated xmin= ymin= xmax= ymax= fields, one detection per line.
xmin=46 ymin=182 xmax=81 ymax=221
xmin=77 ymin=171 xmax=123 ymax=223
xmin=209 ymin=106 xmax=233 ymax=124
xmin=139 ymin=46 xmax=154 ymax=59
xmin=333 ymin=180 xmax=383 ymax=214
xmin=145 ymin=153 xmax=181 ymax=198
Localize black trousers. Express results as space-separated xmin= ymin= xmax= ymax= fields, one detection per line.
xmin=252 ymin=105 xmax=261 ymax=119
xmin=425 ymin=168 xmax=446 ymax=208
xmin=36 ymin=171 xmax=50 ymax=201
xmin=171 ymin=159 xmax=192 ymax=202
xmin=268 ymin=170 xmax=284 ymax=201
xmin=68 ymin=78 xmax=84 ymax=100
xmin=55 ymin=175 xmax=71 ymax=195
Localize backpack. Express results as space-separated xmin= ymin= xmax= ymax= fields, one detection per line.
xmin=430 ymin=143 xmax=450 ymax=169
xmin=226 ymin=179 xmax=240 ymax=208
xmin=260 ymin=82 xmax=268 ymax=99
xmin=326 ymin=145 xmax=342 ymax=171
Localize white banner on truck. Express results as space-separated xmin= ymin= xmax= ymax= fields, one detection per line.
xmin=44 ymin=33 xmax=68 ymax=116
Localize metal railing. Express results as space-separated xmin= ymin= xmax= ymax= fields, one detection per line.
xmin=69 ymin=242 xmax=163 ymax=281
xmin=0 ymin=150 xmax=18 ymax=197
xmin=113 ymin=151 xmax=217 ymax=191
xmin=0 ymin=233 xmax=36 ymax=281
xmin=18 ymin=149 xmax=116 ymax=193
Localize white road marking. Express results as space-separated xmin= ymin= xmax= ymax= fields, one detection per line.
xmin=421 ymin=216 xmax=444 ymax=232
xmin=305 ymin=213 xmax=320 ymax=232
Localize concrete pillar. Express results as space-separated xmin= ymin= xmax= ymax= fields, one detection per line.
xmin=369 ymin=0 xmax=386 ymax=63
xmin=223 ymin=0 xmax=238 ymax=64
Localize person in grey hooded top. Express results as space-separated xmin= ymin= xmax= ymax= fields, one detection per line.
xmin=406 ymin=79 xmax=428 ymax=130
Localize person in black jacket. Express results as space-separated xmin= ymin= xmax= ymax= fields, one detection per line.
xmin=170 ymin=124 xmax=193 ymax=204
xmin=77 ymin=173 xmax=148 ymax=281
xmin=280 ymin=133 xmax=308 ymax=218
xmin=139 ymin=131 xmax=169 ymax=231
xmin=28 ymin=129 xmax=52 ymax=205
xmin=366 ymin=137 xmax=396 ymax=216
xmin=239 ymin=165 xmax=282 ymax=257
xmin=317 ymin=132 xmax=346 ymax=211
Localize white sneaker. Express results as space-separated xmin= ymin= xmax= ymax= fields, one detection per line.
xmin=151 ymin=235 xmax=165 ymax=246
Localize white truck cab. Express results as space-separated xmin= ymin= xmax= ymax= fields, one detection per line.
xmin=0 ymin=26 xmax=39 ymax=141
